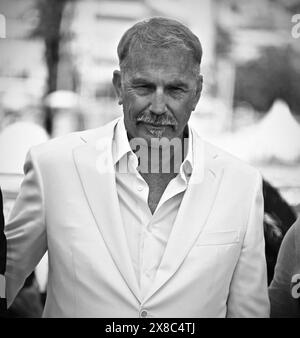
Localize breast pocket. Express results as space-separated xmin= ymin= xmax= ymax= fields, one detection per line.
xmin=196 ymin=230 xmax=240 ymax=246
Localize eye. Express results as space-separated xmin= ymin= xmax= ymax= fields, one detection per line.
xmin=167 ymin=87 xmax=185 ymax=97
xmin=133 ymin=85 xmax=153 ymax=95
xmin=170 ymin=87 xmax=182 ymax=92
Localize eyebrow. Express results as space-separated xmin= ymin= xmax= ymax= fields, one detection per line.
xmin=167 ymin=81 xmax=189 ymax=89
xmin=130 ymin=78 xmax=152 ymax=85
xmin=130 ymin=77 xmax=189 ymax=89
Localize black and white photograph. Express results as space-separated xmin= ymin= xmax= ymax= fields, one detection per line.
xmin=0 ymin=0 xmax=300 ymax=321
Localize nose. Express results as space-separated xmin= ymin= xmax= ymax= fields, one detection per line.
xmin=149 ymin=88 xmax=167 ymax=115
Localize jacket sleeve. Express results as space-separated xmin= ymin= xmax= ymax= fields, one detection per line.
xmin=226 ymin=173 xmax=270 ymax=317
xmin=5 ymin=149 xmax=47 ymax=308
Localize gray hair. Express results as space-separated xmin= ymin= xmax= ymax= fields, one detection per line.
xmin=117 ymin=17 xmax=202 ymax=74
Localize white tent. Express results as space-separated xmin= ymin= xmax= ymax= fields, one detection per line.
xmin=210 ymin=100 xmax=300 ymax=164
xmin=252 ymin=100 xmax=300 ymax=163
xmin=0 ymin=122 xmax=49 ymax=174
xmin=44 ymin=90 xmax=80 ymax=110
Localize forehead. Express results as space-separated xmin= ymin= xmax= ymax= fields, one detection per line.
xmin=123 ymin=47 xmax=197 ymax=82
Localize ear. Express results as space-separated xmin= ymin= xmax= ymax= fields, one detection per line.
xmin=192 ymin=74 xmax=203 ymax=111
xmin=112 ymin=70 xmax=123 ymax=105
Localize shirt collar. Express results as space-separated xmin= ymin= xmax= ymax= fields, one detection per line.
xmin=112 ymin=117 xmax=133 ymax=166
xmin=112 ymin=117 xmax=196 ymax=182
xmin=179 ymin=125 xmax=194 ymax=183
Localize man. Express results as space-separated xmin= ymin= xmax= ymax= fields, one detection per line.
xmin=5 ymin=17 xmax=270 ymax=317
xmin=0 ymin=188 xmax=6 ymax=314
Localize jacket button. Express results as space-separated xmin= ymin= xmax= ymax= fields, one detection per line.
xmin=140 ymin=310 xmax=148 ymax=318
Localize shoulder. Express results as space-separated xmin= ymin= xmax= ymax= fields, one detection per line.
xmin=294 ymin=217 xmax=300 ymax=236
xmin=28 ymin=119 xmax=119 ymax=163
xmin=203 ymin=139 xmax=261 ymax=182
xmin=281 ymin=217 xmax=300 ymax=257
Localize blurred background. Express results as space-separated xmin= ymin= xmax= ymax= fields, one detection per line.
xmin=0 ymin=0 xmax=300 ymax=316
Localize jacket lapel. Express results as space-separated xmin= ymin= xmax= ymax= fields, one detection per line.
xmin=142 ymin=132 xmax=224 ymax=304
xmin=73 ymin=119 xmax=141 ymax=302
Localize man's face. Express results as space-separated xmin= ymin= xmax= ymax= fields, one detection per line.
xmin=113 ymin=47 xmax=202 ymax=142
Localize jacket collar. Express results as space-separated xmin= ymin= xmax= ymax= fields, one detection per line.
xmin=74 ymin=117 xmax=223 ymax=304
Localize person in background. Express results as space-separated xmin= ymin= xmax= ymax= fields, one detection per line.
xmin=0 ymin=187 xmax=43 ymax=318
xmin=269 ymin=217 xmax=300 ymax=317
xmin=0 ymin=188 xmax=7 ymax=315
xmin=263 ymin=179 xmax=297 ymax=285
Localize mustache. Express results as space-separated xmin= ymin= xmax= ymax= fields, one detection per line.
xmin=136 ymin=112 xmax=178 ymax=126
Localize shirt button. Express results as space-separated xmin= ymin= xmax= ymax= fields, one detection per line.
xmin=137 ymin=185 xmax=143 ymax=191
xmin=140 ymin=309 xmax=148 ymax=318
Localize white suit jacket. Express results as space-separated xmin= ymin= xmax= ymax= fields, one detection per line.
xmin=5 ymin=118 xmax=270 ymax=317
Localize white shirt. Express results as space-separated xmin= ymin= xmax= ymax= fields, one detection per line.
xmin=112 ymin=118 xmax=198 ymax=300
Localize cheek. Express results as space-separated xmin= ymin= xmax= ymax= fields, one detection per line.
xmin=123 ymin=94 xmax=148 ymax=116
xmin=172 ymin=99 xmax=194 ymax=120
